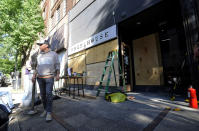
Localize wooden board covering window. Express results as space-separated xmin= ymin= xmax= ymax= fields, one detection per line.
xmin=68 ymin=39 xmax=118 ymax=85
xmin=68 ymin=50 xmax=86 ymax=74
xmin=86 ymin=39 xmax=119 ymax=86
xmin=133 ymin=33 xmax=163 ymax=85
xmin=86 ymin=39 xmax=118 ymax=65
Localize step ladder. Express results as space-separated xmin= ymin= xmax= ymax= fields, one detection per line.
xmin=96 ymin=50 xmax=119 ymax=96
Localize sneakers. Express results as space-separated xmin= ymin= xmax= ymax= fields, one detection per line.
xmin=40 ymin=110 xmax=47 ymax=117
xmin=46 ymin=112 xmax=52 ymax=122
xmin=27 ymin=110 xmax=37 ymax=115
xmin=40 ymin=111 xmax=52 ymax=122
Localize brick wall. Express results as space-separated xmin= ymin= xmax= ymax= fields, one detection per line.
xmin=42 ymin=0 xmax=50 ymax=35
xmin=66 ymin=0 xmax=73 ymax=13
xmin=41 ymin=0 xmax=74 ymax=35
xmin=48 ymin=0 xmax=73 ymax=31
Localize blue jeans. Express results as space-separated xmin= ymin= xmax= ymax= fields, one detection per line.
xmin=37 ymin=77 xmax=54 ymax=112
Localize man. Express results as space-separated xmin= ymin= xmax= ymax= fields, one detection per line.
xmin=32 ymin=40 xmax=60 ymax=122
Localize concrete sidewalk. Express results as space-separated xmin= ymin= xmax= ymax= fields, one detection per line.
xmin=8 ymin=89 xmax=199 ymax=131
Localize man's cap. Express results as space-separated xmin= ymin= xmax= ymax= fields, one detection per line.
xmin=37 ymin=40 xmax=50 ymax=47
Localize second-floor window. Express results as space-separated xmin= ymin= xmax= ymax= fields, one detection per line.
xmin=42 ymin=8 xmax=46 ymax=19
xmin=63 ymin=0 xmax=67 ymax=16
xmin=51 ymin=0 xmax=56 ymax=8
xmin=56 ymin=6 xmax=60 ymax=23
xmin=51 ymin=15 xmax=54 ymax=29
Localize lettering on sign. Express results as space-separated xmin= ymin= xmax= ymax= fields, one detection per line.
xmin=68 ymin=25 xmax=116 ymax=55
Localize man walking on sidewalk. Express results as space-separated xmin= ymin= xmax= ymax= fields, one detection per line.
xmin=32 ymin=40 xmax=60 ymax=122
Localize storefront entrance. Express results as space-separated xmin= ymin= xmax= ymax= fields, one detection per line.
xmin=119 ymin=0 xmax=191 ymax=94
xmin=133 ymin=33 xmax=163 ymax=86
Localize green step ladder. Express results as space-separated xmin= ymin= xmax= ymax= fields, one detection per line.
xmin=96 ymin=50 xmax=119 ymax=96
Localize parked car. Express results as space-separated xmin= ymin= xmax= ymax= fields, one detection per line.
xmin=4 ymin=75 xmax=11 ymax=86
xmin=0 ymin=72 xmax=6 ymax=87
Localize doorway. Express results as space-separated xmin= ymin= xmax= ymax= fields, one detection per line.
xmin=119 ymin=0 xmax=190 ymax=94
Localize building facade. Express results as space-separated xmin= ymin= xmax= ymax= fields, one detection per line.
xmin=38 ymin=0 xmax=199 ymax=95
xmin=67 ymin=0 xmax=199 ymax=95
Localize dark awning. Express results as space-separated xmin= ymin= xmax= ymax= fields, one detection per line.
xmin=50 ymin=24 xmax=65 ymax=52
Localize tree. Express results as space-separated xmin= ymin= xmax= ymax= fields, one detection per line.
xmin=0 ymin=0 xmax=44 ymax=74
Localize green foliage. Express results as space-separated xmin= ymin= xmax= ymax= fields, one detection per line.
xmin=0 ymin=59 xmax=15 ymax=74
xmin=0 ymin=0 xmax=44 ymax=74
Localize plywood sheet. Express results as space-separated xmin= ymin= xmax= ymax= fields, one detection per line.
xmin=86 ymin=61 xmax=119 ymax=86
xmin=68 ymin=39 xmax=118 ymax=85
xmin=133 ymin=33 xmax=163 ymax=85
xmin=68 ymin=53 xmax=86 ymax=84
xmin=68 ymin=50 xmax=86 ymax=60
xmin=86 ymin=39 xmax=118 ymax=64
xmin=68 ymin=54 xmax=86 ymax=73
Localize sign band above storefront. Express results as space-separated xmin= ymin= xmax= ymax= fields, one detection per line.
xmin=68 ymin=25 xmax=117 ymax=55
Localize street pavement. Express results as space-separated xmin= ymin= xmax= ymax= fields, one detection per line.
xmin=2 ymin=86 xmax=199 ymax=131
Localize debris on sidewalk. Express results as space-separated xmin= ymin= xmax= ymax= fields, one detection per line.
xmin=173 ymin=108 xmax=181 ymax=111
xmin=127 ymin=96 xmax=135 ymax=101
xmin=165 ymin=107 xmax=181 ymax=111
xmin=165 ymin=107 xmax=171 ymax=110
